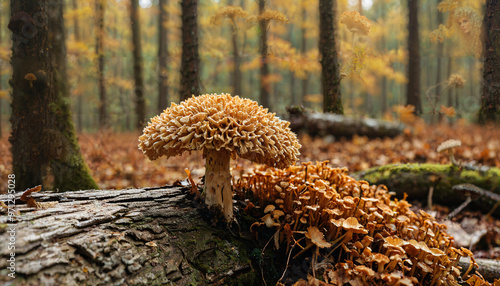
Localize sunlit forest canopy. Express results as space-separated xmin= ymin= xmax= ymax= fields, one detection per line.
xmin=0 ymin=0 xmax=486 ymax=132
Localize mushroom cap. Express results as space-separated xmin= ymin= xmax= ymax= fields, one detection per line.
xmin=138 ymin=93 xmax=301 ymax=169
xmin=24 ymin=73 xmax=37 ymax=81
xmin=437 ymin=139 xmax=461 ymax=153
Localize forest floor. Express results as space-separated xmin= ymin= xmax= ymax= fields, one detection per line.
xmin=0 ymin=121 xmax=499 ymax=260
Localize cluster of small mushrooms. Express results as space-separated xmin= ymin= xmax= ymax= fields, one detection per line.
xmin=236 ymin=161 xmax=493 ymax=285
xmin=138 ymin=94 xmax=491 ymax=285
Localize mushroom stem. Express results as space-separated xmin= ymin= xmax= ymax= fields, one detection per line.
xmin=204 ymin=148 xmax=233 ymax=220
xmin=448 ymin=149 xmax=460 ymax=166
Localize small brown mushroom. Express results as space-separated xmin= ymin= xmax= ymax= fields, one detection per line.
xmin=437 ymin=139 xmax=461 ymax=166
xmin=139 ymin=93 xmax=301 ymax=220
xmin=24 ymin=73 xmax=37 ymax=88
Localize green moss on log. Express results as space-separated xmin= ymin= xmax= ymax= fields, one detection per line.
xmin=354 ymin=163 xmax=500 ymax=207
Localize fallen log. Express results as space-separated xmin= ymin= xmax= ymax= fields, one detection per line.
xmin=353 ymin=163 xmax=500 ymax=213
xmin=287 ymin=107 xmax=405 ymax=138
xmin=0 ymin=186 xmax=258 ymax=285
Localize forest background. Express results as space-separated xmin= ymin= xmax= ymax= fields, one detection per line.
xmin=0 ymin=0 xmax=486 ymax=135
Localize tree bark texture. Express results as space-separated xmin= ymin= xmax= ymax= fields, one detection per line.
xmin=158 ymin=0 xmax=169 ymax=113
xmin=95 ymin=0 xmax=107 ymax=129
xmin=8 ymin=0 xmax=97 ymax=192
xmin=0 ymin=1 xmax=3 ymax=138
xmin=354 ymin=163 xmax=500 ymax=211
xmin=0 ymin=187 xmax=257 ymax=285
xmin=72 ymin=0 xmax=83 ymax=133
xmin=479 ymin=0 xmax=500 ymax=123
xmin=47 ymin=0 xmax=98 ymax=191
xmin=287 ymin=108 xmax=405 ymax=138
xmin=406 ymin=0 xmax=422 ymax=114
xmin=300 ymin=1 xmax=309 ymax=106
xmin=258 ymin=0 xmax=270 ymax=109
xmin=179 ymin=0 xmax=200 ymax=101
xmin=231 ymin=22 xmax=242 ymax=97
xmin=130 ymin=0 xmax=146 ymax=130
xmin=319 ymin=0 xmax=343 ymax=114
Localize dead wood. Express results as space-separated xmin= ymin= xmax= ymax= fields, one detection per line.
xmin=353 ymin=163 xmax=500 ymax=215
xmin=0 ymin=186 xmax=257 ymax=285
xmin=287 ymin=107 xmax=405 ymax=138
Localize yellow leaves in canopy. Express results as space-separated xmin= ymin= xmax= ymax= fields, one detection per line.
xmin=430 ymin=24 xmax=452 ymax=43
xmin=210 ymin=6 xmax=248 ymax=26
xmin=259 ymin=10 xmax=289 ymax=25
xmin=262 ymin=74 xmax=282 ymax=86
xmin=440 ymin=105 xmax=456 ymax=118
xmin=340 ymin=11 xmax=371 ymax=36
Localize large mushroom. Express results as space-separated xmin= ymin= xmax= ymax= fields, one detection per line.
xmin=138 ymin=93 xmax=301 ymax=220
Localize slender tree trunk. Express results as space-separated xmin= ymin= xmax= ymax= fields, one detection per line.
xmin=479 ymin=0 xmax=500 ymax=123
xmin=130 ymin=0 xmax=145 ymax=130
xmin=300 ymin=1 xmax=309 ymax=105
xmin=406 ymin=0 xmax=421 ymax=114
xmin=231 ymin=21 xmax=242 ymax=96
xmin=9 ymin=0 xmax=98 ymax=192
xmin=179 ymin=0 xmax=200 ymax=101
xmin=434 ymin=9 xmax=444 ymax=109
xmin=0 ymin=2 xmax=3 ymax=138
xmin=258 ymin=0 xmax=270 ymax=109
xmin=158 ymin=0 xmax=169 ymax=112
xmin=95 ymin=0 xmax=107 ymax=129
xmin=72 ymin=0 xmax=83 ymax=133
xmin=319 ymin=0 xmax=343 ymax=114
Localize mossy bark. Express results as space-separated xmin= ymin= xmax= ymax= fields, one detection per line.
xmin=204 ymin=148 xmax=233 ymax=220
xmin=354 ymin=163 xmax=500 ymax=208
xmin=9 ymin=0 xmax=97 ymax=192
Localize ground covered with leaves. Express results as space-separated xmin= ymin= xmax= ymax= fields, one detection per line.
xmin=0 ymin=121 xmax=499 ymax=284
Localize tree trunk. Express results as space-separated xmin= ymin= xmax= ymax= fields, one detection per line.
xmin=406 ymin=0 xmax=421 ymax=115
xmin=434 ymin=8 xmax=444 ymax=116
xmin=258 ymin=0 xmax=270 ymax=109
xmin=319 ymin=0 xmax=343 ymax=114
xmin=0 ymin=2 xmax=3 ymax=138
xmin=72 ymin=0 xmax=83 ymax=133
xmin=479 ymin=0 xmax=500 ymax=123
xmin=130 ymin=0 xmax=145 ymax=130
xmin=300 ymin=1 xmax=309 ymax=105
xmin=232 ymin=20 xmax=242 ymax=97
xmin=95 ymin=0 xmax=107 ymax=129
xmin=0 ymin=187 xmax=257 ymax=285
xmin=8 ymin=0 xmax=97 ymax=193
xmin=158 ymin=0 xmax=169 ymax=113
xmin=179 ymin=0 xmax=200 ymax=101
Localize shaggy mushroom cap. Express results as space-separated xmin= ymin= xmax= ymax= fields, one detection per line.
xmin=138 ymin=93 xmax=301 ymax=167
